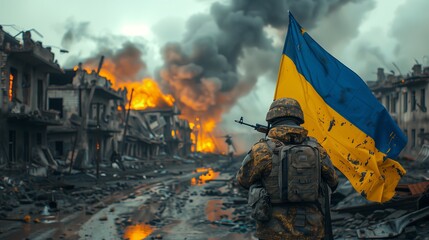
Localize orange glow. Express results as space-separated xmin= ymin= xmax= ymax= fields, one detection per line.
xmin=120 ymin=79 xmax=175 ymax=110
xmin=79 ymin=60 xmax=224 ymax=154
xmin=123 ymin=224 xmax=153 ymax=240
xmin=191 ymin=168 xmax=220 ymax=186
xmin=8 ymin=74 xmax=13 ymax=101
xmin=195 ymin=167 xmax=209 ymax=173
xmin=205 ymin=199 xmax=233 ymax=222
xmin=80 ymin=64 xmax=174 ymax=111
xmin=189 ymin=118 xmax=218 ymax=153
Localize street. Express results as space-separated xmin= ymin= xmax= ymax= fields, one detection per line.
xmin=0 ymin=157 xmax=256 ymax=240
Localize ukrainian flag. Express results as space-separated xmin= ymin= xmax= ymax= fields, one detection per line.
xmin=275 ymin=13 xmax=407 ymax=203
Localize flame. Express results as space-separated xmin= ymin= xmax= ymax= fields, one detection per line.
xmin=191 ymin=168 xmax=220 ymax=185
xmin=123 ymin=224 xmax=153 ymax=240
xmin=78 ymin=64 xmax=174 ymax=111
xmin=79 ymin=59 xmax=223 ymax=154
xmin=189 ymin=118 xmax=217 ymax=153
xmin=9 ymin=73 xmax=13 ymax=101
xmin=119 ymin=79 xmax=175 ymax=110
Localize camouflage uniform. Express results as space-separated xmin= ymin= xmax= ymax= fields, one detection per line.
xmin=237 ymin=98 xmax=338 ymax=240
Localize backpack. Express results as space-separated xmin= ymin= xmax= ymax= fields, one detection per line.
xmin=265 ymin=139 xmax=321 ymax=203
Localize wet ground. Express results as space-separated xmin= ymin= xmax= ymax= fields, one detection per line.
xmin=79 ymin=167 xmax=255 ymax=240
xmin=0 ymin=157 xmax=257 ymax=240
xmin=2 ymin=157 xmax=428 ymax=240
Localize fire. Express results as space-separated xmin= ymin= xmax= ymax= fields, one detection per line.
xmin=191 ymin=168 xmax=220 ymax=185
xmin=120 ymin=79 xmax=175 ymax=110
xmin=8 ymin=73 xmax=13 ymax=101
xmin=123 ymin=224 xmax=153 ymax=240
xmin=189 ymin=118 xmax=217 ymax=153
xmin=78 ymin=60 xmax=223 ymax=154
xmin=76 ymin=65 xmax=174 ymax=110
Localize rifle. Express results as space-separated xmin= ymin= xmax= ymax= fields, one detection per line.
xmin=234 ymin=117 xmax=269 ymax=134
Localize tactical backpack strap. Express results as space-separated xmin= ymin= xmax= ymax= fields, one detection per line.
xmin=263 ymin=139 xmax=284 ymax=203
xmin=294 ymin=207 xmax=307 ymax=228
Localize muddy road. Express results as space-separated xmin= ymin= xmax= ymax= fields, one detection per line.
xmin=1 ymin=162 xmax=256 ymax=240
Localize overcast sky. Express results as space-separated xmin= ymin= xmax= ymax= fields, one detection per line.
xmin=1 ymin=0 xmax=427 ymax=152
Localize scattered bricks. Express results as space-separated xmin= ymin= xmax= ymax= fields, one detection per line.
xmin=372 ymin=209 xmax=387 ymax=219
xmin=360 ymin=219 xmax=369 ymax=227
xmin=19 ymin=198 xmax=33 ymax=204
xmin=354 ymin=213 xmax=365 ymax=220
xmin=385 ymin=209 xmax=408 ymax=220
xmin=85 ymin=209 xmax=95 ymax=215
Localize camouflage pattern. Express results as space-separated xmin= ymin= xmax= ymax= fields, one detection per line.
xmin=266 ymin=98 xmax=304 ymax=124
xmin=237 ymin=125 xmax=339 ymax=240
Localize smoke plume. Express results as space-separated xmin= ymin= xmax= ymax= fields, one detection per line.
xmin=157 ymin=0 xmax=371 ymax=123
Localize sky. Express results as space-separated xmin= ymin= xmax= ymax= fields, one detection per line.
xmin=1 ymin=0 xmax=427 ymax=153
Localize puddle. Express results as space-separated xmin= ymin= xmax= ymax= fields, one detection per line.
xmin=191 ymin=168 xmax=220 ymax=186
xmin=123 ymin=223 xmax=154 ymax=240
xmin=205 ymin=199 xmax=233 ymax=222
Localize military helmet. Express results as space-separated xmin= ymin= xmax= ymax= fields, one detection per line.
xmin=265 ymin=98 xmax=304 ymax=124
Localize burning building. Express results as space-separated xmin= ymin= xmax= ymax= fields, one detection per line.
xmin=369 ymin=65 xmax=429 ymax=157
xmin=0 ymin=26 xmax=62 ymax=175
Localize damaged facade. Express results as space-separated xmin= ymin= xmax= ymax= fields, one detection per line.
xmin=369 ymin=65 xmax=429 ymax=157
xmin=47 ymin=65 xmax=125 ymax=169
xmin=0 ymin=26 xmax=193 ymax=175
xmin=120 ymin=106 xmax=192 ymax=163
xmin=0 ymin=26 xmax=62 ymax=175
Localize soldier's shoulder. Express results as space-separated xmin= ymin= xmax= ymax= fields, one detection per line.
xmin=305 ymin=137 xmax=328 ymax=158
xmin=305 ymin=137 xmax=323 ymax=147
xmin=251 ymin=139 xmax=272 ymax=154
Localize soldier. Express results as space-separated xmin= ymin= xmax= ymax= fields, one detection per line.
xmin=224 ymin=134 xmax=236 ymax=161
xmin=236 ymin=98 xmax=339 ymax=240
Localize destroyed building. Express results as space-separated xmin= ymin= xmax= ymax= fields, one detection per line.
xmin=140 ymin=106 xmax=192 ymax=157
xmin=0 ymin=26 xmax=62 ymax=175
xmin=47 ymin=65 xmax=125 ymax=169
xmin=119 ymin=109 xmax=164 ymax=162
xmin=369 ymin=65 xmax=429 ymax=157
xmin=47 ymin=65 xmax=193 ymax=170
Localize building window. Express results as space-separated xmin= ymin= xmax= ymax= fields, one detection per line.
xmin=420 ymin=128 xmax=425 ymax=146
xmin=36 ymin=132 xmax=42 ymax=145
xmin=411 ymin=129 xmax=416 ymax=148
xmin=23 ymin=73 xmax=30 ymax=105
xmin=55 ymin=141 xmax=64 ymax=156
xmin=421 ymin=88 xmax=426 ymax=111
xmin=392 ymin=96 xmax=397 ymax=113
xmin=9 ymin=68 xmax=18 ymax=102
xmin=49 ymin=98 xmax=63 ymax=118
xmin=404 ymin=92 xmax=408 ymax=112
xmin=411 ymin=90 xmax=416 ymax=111
xmin=37 ymin=79 xmax=44 ymax=110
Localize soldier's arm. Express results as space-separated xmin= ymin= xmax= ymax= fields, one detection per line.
xmin=236 ymin=142 xmax=272 ymax=189
xmin=321 ymin=153 xmax=339 ymax=192
xmin=236 ymin=152 xmax=253 ymax=189
xmin=308 ymin=138 xmax=339 ymax=192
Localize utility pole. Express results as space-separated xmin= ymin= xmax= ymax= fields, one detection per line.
xmin=121 ymin=88 xmax=134 ymax=156
xmin=69 ymin=56 xmax=104 ymax=170
xmin=96 ymin=103 xmax=101 ymax=181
